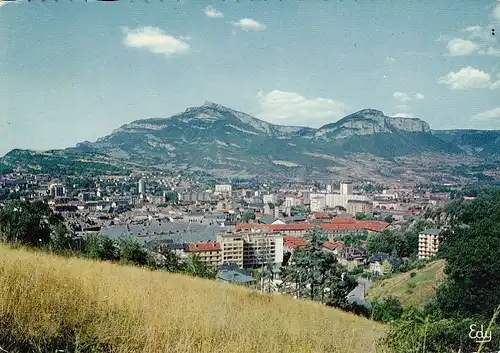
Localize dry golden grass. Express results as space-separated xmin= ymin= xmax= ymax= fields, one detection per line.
xmin=0 ymin=245 xmax=386 ymax=353
xmin=366 ymin=260 xmax=446 ymax=307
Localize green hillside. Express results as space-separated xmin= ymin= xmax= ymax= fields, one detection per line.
xmin=367 ymin=260 xmax=446 ymax=307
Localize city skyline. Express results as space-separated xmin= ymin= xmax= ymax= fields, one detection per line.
xmin=1 ymin=0 xmax=500 ymax=156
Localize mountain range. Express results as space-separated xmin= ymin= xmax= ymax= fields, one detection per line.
xmin=2 ymin=101 xmax=500 ymax=180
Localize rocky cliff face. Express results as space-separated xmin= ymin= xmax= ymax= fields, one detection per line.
xmin=312 ymin=109 xmax=431 ymax=140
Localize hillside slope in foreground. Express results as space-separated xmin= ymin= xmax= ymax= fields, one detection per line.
xmin=367 ymin=260 xmax=446 ymax=308
xmin=0 ymin=245 xmax=385 ymax=353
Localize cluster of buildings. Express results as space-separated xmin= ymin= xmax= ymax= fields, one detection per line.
xmin=0 ymin=171 xmax=452 ymax=274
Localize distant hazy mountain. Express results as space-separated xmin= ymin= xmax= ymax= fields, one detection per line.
xmin=1 ymin=101 xmax=498 ymax=177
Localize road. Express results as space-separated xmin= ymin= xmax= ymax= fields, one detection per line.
xmin=347 ymin=277 xmax=373 ymax=305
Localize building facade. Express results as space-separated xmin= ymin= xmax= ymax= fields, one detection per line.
xmin=241 ymin=231 xmax=284 ymax=268
xmin=216 ymin=233 xmax=244 ymax=267
xmin=347 ymin=200 xmax=373 ymax=216
xmin=418 ymin=228 xmax=442 ymax=259
xmin=188 ymin=242 xmax=222 ymax=267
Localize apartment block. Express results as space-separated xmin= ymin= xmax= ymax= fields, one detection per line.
xmin=188 ymin=242 xmax=222 ymax=267
xmin=216 ymin=231 xmax=284 ymax=269
xmin=346 ymin=200 xmax=373 ymax=216
xmin=241 ymin=231 xmax=284 ymax=268
xmin=216 ymin=233 xmax=244 ymax=267
xmin=418 ymin=228 xmax=442 ymax=259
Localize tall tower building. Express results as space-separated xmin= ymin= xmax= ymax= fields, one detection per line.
xmin=138 ymin=179 xmax=146 ymax=195
xmin=340 ymin=181 xmax=353 ymax=195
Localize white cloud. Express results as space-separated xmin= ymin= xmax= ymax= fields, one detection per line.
xmin=392 ymin=91 xmax=411 ymax=102
xmin=493 ymin=2 xmax=500 ymax=20
xmin=472 ymin=107 xmax=500 ymax=121
xmin=204 ymin=6 xmax=224 ymax=18
xmin=437 ymin=66 xmax=492 ymax=90
xmin=231 ymin=18 xmax=266 ymax=32
xmin=386 ymin=57 xmax=396 ymax=63
xmin=256 ymin=90 xmax=349 ymax=127
xmin=446 ymin=38 xmax=479 ymax=56
xmin=479 ymin=47 xmax=500 ymax=57
xmin=392 ymin=113 xmax=415 ymax=118
xmin=414 ymin=93 xmax=425 ymax=100
xmin=491 ymin=79 xmax=500 ymax=90
xmin=122 ymin=27 xmax=190 ymax=57
xmin=396 ymin=104 xmax=410 ymax=111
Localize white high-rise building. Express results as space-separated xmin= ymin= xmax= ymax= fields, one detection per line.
xmin=49 ymin=184 xmax=65 ymax=198
xmin=285 ymin=197 xmax=297 ymax=207
xmin=215 ymin=184 xmax=232 ymax=193
xmin=340 ymin=181 xmax=353 ymax=195
xmin=310 ymin=194 xmax=326 ymax=212
xmin=310 ymin=193 xmax=370 ymax=209
xmin=138 ymin=179 xmax=146 ymax=195
xmin=263 ymin=194 xmax=277 ymax=204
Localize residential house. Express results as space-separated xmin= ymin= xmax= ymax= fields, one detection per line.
xmin=283 ymin=236 xmax=307 ymax=253
xmin=366 ymin=253 xmax=393 ymax=275
xmin=338 ymin=246 xmax=367 ymax=270
xmin=322 ymin=241 xmax=344 ymax=255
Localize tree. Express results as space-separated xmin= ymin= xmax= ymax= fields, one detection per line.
xmin=157 ymin=247 xmax=185 ymax=273
xmin=0 ymin=200 xmax=62 ymax=246
xmin=372 ymin=296 xmax=403 ymax=322
xmin=85 ymin=235 xmax=118 ymax=261
xmin=240 ymin=210 xmax=256 ymax=222
xmin=366 ymin=230 xmax=395 ymax=255
xmin=355 ymin=212 xmax=375 ymax=220
xmin=118 ymin=238 xmax=150 ymax=266
xmin=184 ymin=254 xmax=216 ymax=279
xmin=49 ymin=221 xmax=72 ymax=253
xmin=355 ymin=212 xmax=367 ymax=220
xmin=436 ymin=221 xmax=500 ymax=319
xmin=381 ymin=259 xmax=393 ymax=274
xmin=280 ymin=231 xmax=355 ymax=308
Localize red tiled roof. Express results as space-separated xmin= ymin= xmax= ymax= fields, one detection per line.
xmin=188 ymin=242 xmax=221 ymax=252
xmin=322 ymin=241 xmax=345 ymax=250
xmin=357 ymin=220 xmax=390 ymax=232
xmin=320 ymin=223 xmax=359 ymax=231
xmin=268 ymin=223 xmax=314 ymax=231
xmin=284 ymin=236 xmax=307 ymax=250
xmin=235 ymin=223 xmax=270 ymax=231
xmin=330 ymin=217 xmax=357 ymax=224
xmin=311 ymin=213 xmax=330 ymax=219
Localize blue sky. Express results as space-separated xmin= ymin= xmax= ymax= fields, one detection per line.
xmin=1 ymin=0 xmax=499 ymax=156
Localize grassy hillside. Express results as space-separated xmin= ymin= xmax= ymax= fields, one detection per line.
xmin=0 ymin=245 xmax=386 ymax=353
xmin=366 ymin=260 xmax=446 ymax=307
